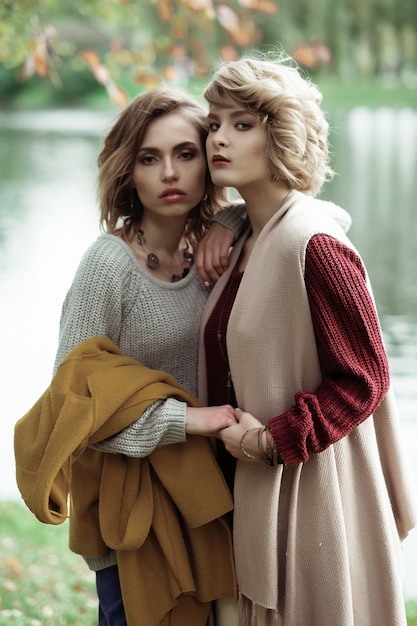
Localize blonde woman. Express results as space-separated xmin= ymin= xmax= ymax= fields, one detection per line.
xmin=198 ymin=55 xmax=416 ymax=626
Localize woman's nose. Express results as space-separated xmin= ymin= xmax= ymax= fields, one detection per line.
xmin=161 ymin=160 xmax=178 ymax=182
xmin=212 ymin=132 xmax=227 ymax=148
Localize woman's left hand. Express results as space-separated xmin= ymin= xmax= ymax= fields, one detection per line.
xmin=218 ymin=408 xmax=263 ymax=461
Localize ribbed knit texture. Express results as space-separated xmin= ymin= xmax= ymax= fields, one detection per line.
xmin=268 ymin=233 xmax=390 ymax=465
xmin=211 ymin=200 xmax=247 ymax=239
xmin=54 ymin=234 xmax=208 ymax=571
xmin=55 ymin=234 xmax=208 ymax=397
xmin=94 ymin=398 xmax=186 ymax=456
xmin=199 ymin=190 xmax=416 ymax=626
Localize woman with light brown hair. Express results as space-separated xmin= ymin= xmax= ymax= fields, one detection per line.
xmin=48 ymin=87 xmax=242 ymax=625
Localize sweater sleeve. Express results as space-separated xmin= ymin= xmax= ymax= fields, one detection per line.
xmin=268 ymin=234 xmax=390 ymax=466
xmin=211 ymin=202 xmax=247 ymax=240
xmin=55 ymin=236 xmax=191 ymax=456
xmin=54 ymin=237 xmax=130 ymax=371
xmin=91 ymin=398 xmax=187 ymax=457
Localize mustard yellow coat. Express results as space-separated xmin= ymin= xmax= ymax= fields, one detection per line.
xmin=14 ymin=336 xmax=236 ymax=626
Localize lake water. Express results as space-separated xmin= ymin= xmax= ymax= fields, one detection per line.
xmin=0 ymin=107 xmax=416 ymax=600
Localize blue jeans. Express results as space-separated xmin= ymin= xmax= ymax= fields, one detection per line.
xmin=96 ymin=565 xmax=127 ymax=626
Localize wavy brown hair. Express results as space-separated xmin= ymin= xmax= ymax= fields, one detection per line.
xmin=204 ymin=53 xmax=335 ymax=196
xmin=97 ymin=87 xmax=228 ymax=245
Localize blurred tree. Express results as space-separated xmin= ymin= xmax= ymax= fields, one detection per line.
xmin=0 ymin=0 xmax=415 ymax=106
xmin=0 ymin=0 xmax=282 ymax=106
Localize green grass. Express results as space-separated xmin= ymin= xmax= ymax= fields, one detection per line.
xmin=0 ymin=501 xmax=96 ymax=625
xmin=408 ymin=600 xmax=417 ymax=626
xmin=1 ymin=500 xmax=416 ymax=625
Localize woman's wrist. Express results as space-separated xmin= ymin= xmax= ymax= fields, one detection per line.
xmin=239 ymin=426 xmax=282 ymax=466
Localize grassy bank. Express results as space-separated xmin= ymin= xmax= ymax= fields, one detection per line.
xmin=1 ymin=500 xmax=416 ymax=625
xmin=0 ymin=501 xmax=96 ymax=625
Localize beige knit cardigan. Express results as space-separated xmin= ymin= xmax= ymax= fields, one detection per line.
xmin=199 ymin=191 xmax=416 ymax=626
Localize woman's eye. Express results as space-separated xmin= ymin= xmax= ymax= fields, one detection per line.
xmin=179 ymin=150 xmax=195 ymax=160
xmin=236 ymin=122 xmax=251 ymax=130
xmin=208 ymin=122 xmax=220 ymax=131
xmin=140 ymin=155 xmax=156 ymax=165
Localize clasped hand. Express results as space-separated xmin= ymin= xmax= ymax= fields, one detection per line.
xmin=186 ymin=406 xmax=263 ymax=461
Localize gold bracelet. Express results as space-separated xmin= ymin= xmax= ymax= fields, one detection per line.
xmin=239 ymin=428 xmax=260 ymax=460
xmin=267 ymin=428 xmax=283 ymax=465
xmin=258 ymin=426 xmax=274 ymax=467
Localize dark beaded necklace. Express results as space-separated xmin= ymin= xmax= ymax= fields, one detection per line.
xmin=136 ymin=228 xmax=194 ymax=282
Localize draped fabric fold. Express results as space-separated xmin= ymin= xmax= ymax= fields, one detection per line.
xmin=14 ymin=336 xmax=236 ymax=626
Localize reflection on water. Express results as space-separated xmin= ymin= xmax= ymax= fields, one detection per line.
xmin=0 ymin=108 xmax=416 ymax=598
xmin=323 ymin=107 xmax=417 ymax=318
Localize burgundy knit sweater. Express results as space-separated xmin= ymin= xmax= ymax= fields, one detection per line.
xmin=204 ymin=233 xmax=390 ymax=468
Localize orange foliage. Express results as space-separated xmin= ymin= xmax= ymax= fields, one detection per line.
xmin=106 ymin=82 xmax=130 ymax=107
xmin=13 ymin=0 xmax=288 ymax=106
xmin=80 ymin=50 xmax=128 ymax=107
xmin=23 ymin=26 xmax=59 ymax=81
xmin=239 ymin=0 xmax=279 ymax=15
xmin=220 ymin=44 xmax=239 ymax=61
xmin=132 ymin=71 xmax=161 ymax=88
xmin=156 ymin=0 xmax=172 ymax=22
xmin=217 ymin=5 xmax=260 ymax=46
xmin=180 ymin=0 xmax=216 ymax=18
xmin=32 ymin=38 xmax=48 ymax=77
xmin=292 ymin=42 xmax=332 ymax=69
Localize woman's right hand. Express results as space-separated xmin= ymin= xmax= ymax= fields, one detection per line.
xmin=196 ymin=222 xmax=234 ymax=285
xmin=218 ymin=408 xmax=264 ymax=461
xmin=186 ymin=405 xmax=237 ymax=436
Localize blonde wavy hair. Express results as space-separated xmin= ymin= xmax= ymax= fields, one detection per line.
xmin=97 ymin=87 xmax=227 ymax=245
xmin=204 ymin=53 xmax=334 ymax=196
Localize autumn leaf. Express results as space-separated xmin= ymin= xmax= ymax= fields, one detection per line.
xmin=180 ymin=0 xmax=216 ymax=18
xmin=156 ymin=0 xmax=171 ymax=22
xmin=217 ymin=6 xmax=258 ymax=46
xmin=217 ymin=5 xmax=239 ymax=32
xmin=132 ymin=70 xmax=161 ymax=88
xmin=238 ymin=0 xmax=279 ymax=14
xmin=32 ymin=37 xmax=48 ymax=77
xmin=80 ymin=49 xmax=101 ymax=72
xmin=80 ymin=50 xmax=110 ymax=84
xmin=106 ymin=81 xmax=129 ymax=108
xmin=292 ymin=45 xmax=317 ymax=69
xmin=292 ymin=42 xmax=332 ymax=68
xmin=220 ymin=44 xmax=239 ymax=61
xmin=81 ymin=49 xmax=128 ymax=107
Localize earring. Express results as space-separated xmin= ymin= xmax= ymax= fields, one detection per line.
xmin=130 ymin=190 xmax=136 ymax=211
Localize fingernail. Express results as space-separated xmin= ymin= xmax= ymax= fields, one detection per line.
xmin=203 ymin=281 xmax=211 ymax=288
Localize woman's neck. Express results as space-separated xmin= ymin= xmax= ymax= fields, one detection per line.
xmin=237 ymin=183 xmax=292 ymax=272
xmin=138 ymin=217 xmax=189 ymax=260
xmin=241 ymin=182 xmax=291 ymax=239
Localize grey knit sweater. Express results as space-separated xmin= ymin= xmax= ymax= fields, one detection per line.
xmin=55 ymin=234 xmax=210 ymax=569
xmin=55 ymin=233 xmax=211 ymax=451
xmin=55 ymin=206 xmax=245 ymax=570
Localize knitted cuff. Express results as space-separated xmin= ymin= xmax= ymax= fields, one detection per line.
xmin=212 ymin=202 xmax=247 ymax=240
xmin=158 ymin=398 xmax=187 ymax=446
